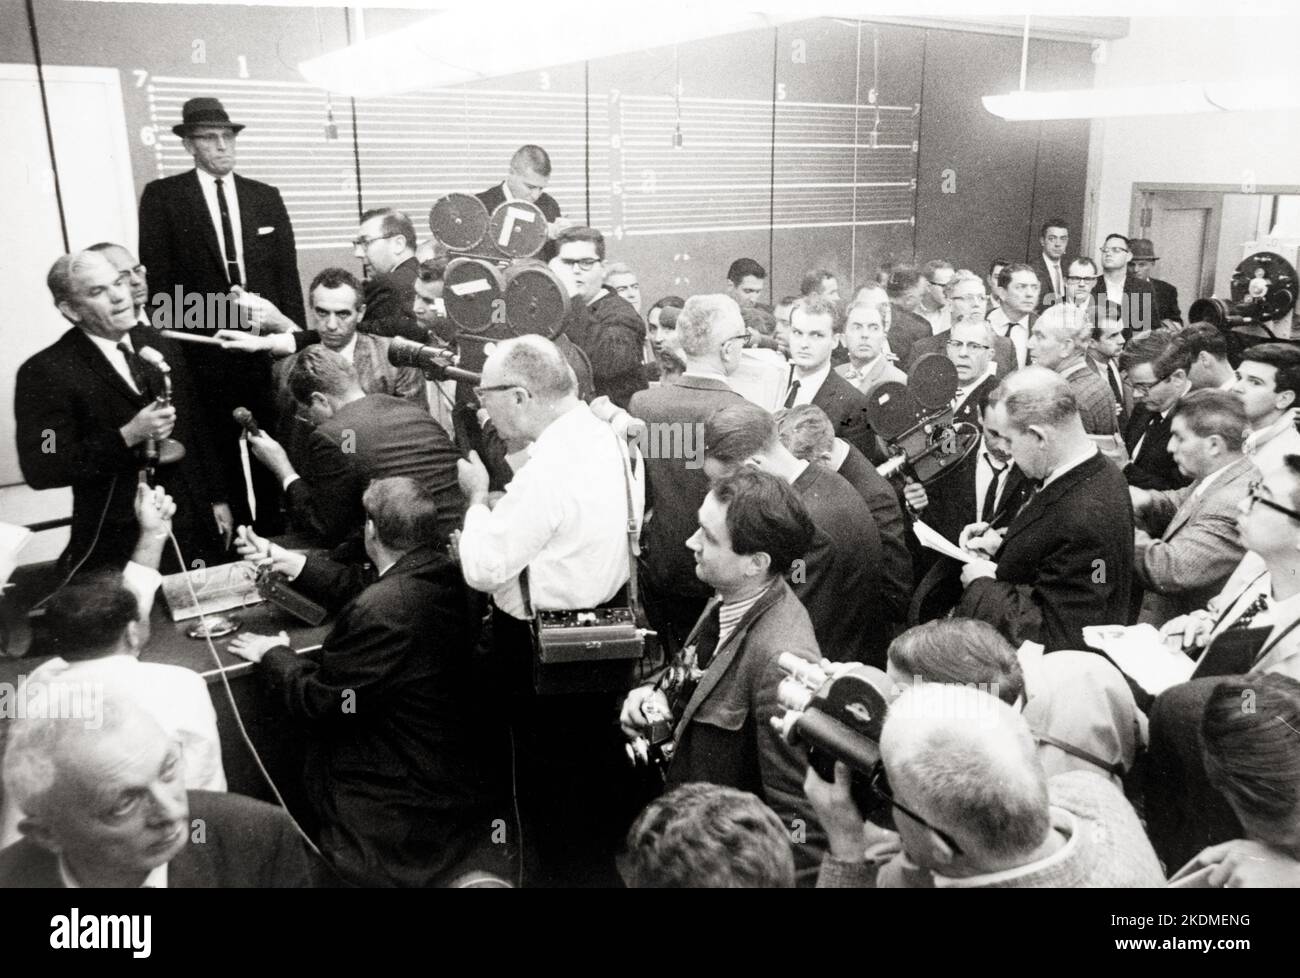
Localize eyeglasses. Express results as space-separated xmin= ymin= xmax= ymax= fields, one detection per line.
xmin=352 ymin=233 xmax=398 ymax=249
xmin=613 ymin=283 xmax=640 ymax=293
xmin=720 ymin=333 xmax=749 ymax=348
xmin=1101 ymin=246 xmax=1130 ymax=254
xmin=1246 ymin=479 xmax=1300 ymax=522
xmin=1066 ymin=275 xmax=1098 ymax=284
xmin=950 ymin=293 xmax=988 ymax=303
xmin=1130 ymin=375 xmax=1171 ymax=396
xmin=869 ymin=762 xmax=964 ymax=856
xmin=946 ymin=340 xmax=990 ymax=353
xmin=473 ymin=384 xmax=526 ymax=399
xmin=557 ymin=257 xmax=601 ymax=271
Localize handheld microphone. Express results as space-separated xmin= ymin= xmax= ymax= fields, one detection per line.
xmin=136 ymin=347 xmax=186 ymax=469
xmin=388 ymin=336 xmax=483 ymax=386
xmin=232 ymin=407 xmax=262 ymax=437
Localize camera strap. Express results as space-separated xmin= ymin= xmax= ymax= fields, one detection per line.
xmin=517 ymin=428 xmax=642 ymax=622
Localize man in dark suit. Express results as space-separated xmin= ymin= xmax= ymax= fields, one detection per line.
xmin=229 ymin=478 xmax=507 ymax=888
xmin=1030 ymin=217 xmax=1072 ymax=311
xmin=550 ymin=226 xmax=646 ymax=408
xmin=245 ymin=346 xmax=464 ymax=550
xmin=16 ymin=250 xmax=230 ymax=573
xmin=1121 ymin=331 xmax=1194 ymax=491
xmin=353 ymin=208 xmax=425 ymax=341
xmin=138 ymin=97 xmax=305 ymax=534
xmin=0 ymin=682 xmax=311 ymax=887
xmin=956 ymin=367 xmax=1133 ymax=652
xmin=629 ymin=294 xmax=748 ymax=651
xmin=783 ymin=294 xmax=879 ymax=462
xmin=987 ymin=262 xmax=1040 ymax=371
xmin=704 ymin=402 xmax=887 ymax=665
xmin=903 ymin=272 xmax=1017 ymax=380
xmin=883 ymin=265 xmax=932 ymax=368
xmin=1093 ymin=233 xmax=1158 ymax=335
xmin=620 ymin=468 xmax=826 ymax=878
xmin=476 ymin=144 xmax=567 ymax=263
xmin=1129 ymin=238 xmax=1182 ymax=327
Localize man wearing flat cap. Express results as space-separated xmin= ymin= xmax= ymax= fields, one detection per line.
xmin=1128 ymin=238 xmax=1183 ymax=328
xmin=138 ymin=97 xmax=306 ymax=534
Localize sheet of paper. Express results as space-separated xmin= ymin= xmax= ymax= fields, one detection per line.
xmin=0 ymin=521 xmax=33 ymax=586
xmin=912 ymin=520 xmax=977 ymax=564
xmin=1082 ymin=623 xmax=1194 ymax=696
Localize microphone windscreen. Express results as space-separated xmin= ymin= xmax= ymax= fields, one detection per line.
xmin=137 ymin=346 xmax=168 ymax=369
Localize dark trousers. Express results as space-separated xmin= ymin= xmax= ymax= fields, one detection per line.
xmin=489 ymin=607 xmax=658 ymax=887
xmin=1143 ymin=676 xmax=1244 ymax=872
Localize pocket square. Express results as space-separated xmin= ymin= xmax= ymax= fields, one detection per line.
xmin=258 ymin=226 xmax=275 ymax=235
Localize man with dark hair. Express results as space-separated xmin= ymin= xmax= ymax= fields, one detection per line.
xmin=800 ymin=269 xmax=840 ymax=301
xmin=138 ymin=98 xmax=304 ymax=534
xmin=630 ymin=296 xmax=747 ymax=651
xmin=17 ymin=250 xmax=232 ymax=572
xmin=773 ymin=294 xmax=799 ymax=357
xmin=1167 ymin=322 xmax=1234 ymax=391
xmin=620 ymin=783 xmax=795 ymax=888
xmin=986 ymin=257 xmax=1009 ymax=316
xmin=228 ymin=477 xmax=506 ymax=887
xmin=620 ymin=467 xmax=826 ymax=875
xmin=988 ymin=262 xmax=1040 ymax=370
xmin=884 ymin=264 xmax=931 ymax=368
xmin=352 ymin=207 xmax=423 ymax=341
xmin=477 ymin=144 xmax=566 ymax=262
xmin=1130 ymin=389 xmax=1258 ymax=625
xmin=1031 ymin=217 xmax=1071 ymax=310
xmin=703 ymin=401 xmax=887 ymax=664
xmin=646 ymin=297 xmax=687 ymax=381
xmin=1122 ymin=330 xmax=1193 ymax=491
xmin=727 ymin=258 xmax=767 ymax=308
xmin=1087 ymin=305 xmax=1131 ymax=427
xmin=1062 ymin=256 xmax=1100 ymax=309
xmin=783 ymin=295 xmax=878 ymax=461
xmin=246 ymin=346 xmax=463 ymax=548
xmin=1234 ymin=342 xmax=1300 ymax=477
xmin=1129 ymin=238 xmax=1182 ymax=327
xmin=1093 ymin=233 xmax=1156 ymax=335
xmin=955 ymin=367 xmax=1133 ymax=652
xmin=549 ymin=225 xmax=647 ymax=408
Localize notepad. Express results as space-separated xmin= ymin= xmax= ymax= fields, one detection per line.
xmin=1083 ymin=623 xmax=1195 ymax=696
xmin=912 ymin=520 xmax=978 ymax=565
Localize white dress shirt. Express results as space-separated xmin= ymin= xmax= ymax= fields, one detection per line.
xmin=1245 ymin=409 xmax=1300 ymax=479
xmin=84 ymin=330 xmax=142 ymax=395
xmin=459 ymin=402 xmax=645 ymax=619
xmin=195 ymin=167 xmax=246 ymax=285
xmin=789 ymin=361 xmax=832 ymax=406
xmin=1041 ymin=253 xmax=1063 ymax=298
xmin=987 ymin=309 xmax=1030 ymax=369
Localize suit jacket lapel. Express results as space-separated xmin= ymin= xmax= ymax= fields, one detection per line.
xmin=69 ymin=328 xmax=148 ymax=409
xmin=1164 ymin=457 xmax=1253 ymax=540
xmin=182 ymin=170 xmax=226 ymax=273
xmin=1002 ymin=453 xmax=1101 ymax=540
xmin=675 ymin=586 xmax=781 ymax=734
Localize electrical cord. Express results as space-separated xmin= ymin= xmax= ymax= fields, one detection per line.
xmin=28 ymin=473 xmax=120 ymax=614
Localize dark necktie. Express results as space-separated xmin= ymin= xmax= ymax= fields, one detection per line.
xmin=1106 ymin=363 xmax=1123 ymax=405
xmin=116 ymin=341 xmax=148 ymax=395
xmin=215 ymin=177 xmax=241 ymax=287
xmin=1227 ymin=592 xmax=1270 ymax=631
xmin=783 ymin=378 xmax=801 ymax=410
xmin=981 ymin=456 xmax=1006 ymax=522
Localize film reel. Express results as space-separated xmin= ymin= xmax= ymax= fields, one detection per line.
xmin=429 ymin=193 xmax=490 ymax=252
xmin=503 ymin=260 xmax=569 ymax=339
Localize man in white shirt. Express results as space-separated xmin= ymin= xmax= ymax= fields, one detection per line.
xmin=0 ymin=483 xmax=226 ymax=849
xmin=919 ymin=259 xmax=955 ymax=334
xmin=455 ymin=334 xmax=645 ymax=886
xmin=1233 ymin=343 xmax=1300 ymax=478
xmin=987 ymin=262 xmax=1040 ymax=370
xmin=784 ymin=295 xmax=877 ymax=459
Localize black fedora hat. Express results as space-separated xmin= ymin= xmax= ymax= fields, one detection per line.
xmin=172 ymin=97 xmax=245 ymax=137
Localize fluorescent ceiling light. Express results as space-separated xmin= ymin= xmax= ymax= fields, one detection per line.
xmin=300 ymin=8 xmax=797 ymax=97
xmin=983 ymin=80 xmax=1300 ymax=120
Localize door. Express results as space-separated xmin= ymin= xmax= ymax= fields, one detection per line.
xmin=1132 ymin=189 xmax=1219 ymax=307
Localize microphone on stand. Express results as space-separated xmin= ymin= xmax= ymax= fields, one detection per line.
xmin=137 ymin=347 xmax=186 ymax=473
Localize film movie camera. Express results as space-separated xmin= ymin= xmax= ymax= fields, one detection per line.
xmin=864 ymin=354 xmax=980 ymax=486
xmin=423 ymin=193 xmax=572 ymax=376
xmin=772 ymin=653 xmax=896 ymax=817
xmin=1191 ymin=241 xmax=1300 ymax=358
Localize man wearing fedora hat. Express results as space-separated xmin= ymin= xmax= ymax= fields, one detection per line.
xmin=138 ymin=96 xmax=305 ymax=534
xmin=1129 ymin=237 xmax=1183 ymax=328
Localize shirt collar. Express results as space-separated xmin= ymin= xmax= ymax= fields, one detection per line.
xmin=1041 ymin=444 xmax=1097 ymax=491
xmin=336 ymin=333 xmax=359 ymax=363
xmin=931 ymin=807 xmax=1079 ymax=888
xmin=83 ymin=328 xmax=132 ymax=359
xmin=194 ymin=167 xmax=232 ymax=189
xmin=792 ymin=360 xmax=832 ymax=391
xmin=845 ymin=353 xmax=884 ymax=378
xmin=1192 ymin=458 xmax=1237 ymax=498
xmin=59 ymin=855 xmax=168 ymax=889
xmin=1248 ymin=408 xmax=1298 ymax=449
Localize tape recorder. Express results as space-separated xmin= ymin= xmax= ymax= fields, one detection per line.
xmin=864 ymin=354 xmax=981 ymax=486
xmin=427 ymin=193 xmax=571 ymax=374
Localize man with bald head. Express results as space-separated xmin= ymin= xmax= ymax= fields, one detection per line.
xmin=1027 ymin=303 xmax=1117 ymax=436
xmin=16 ymin=249 xmax=231 ymax=571
xmin=629 ymin=295 xmax=749 ymax=650
xmin=808 ymin=683 xmax=1163 ymax=887
xmin=456 ymin=334 xmax=647 ymax=885
xmin=953 ymin=366 xmax=1134 ymax=651
xmin=0 ymin=680 xmax=311 ymax=887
